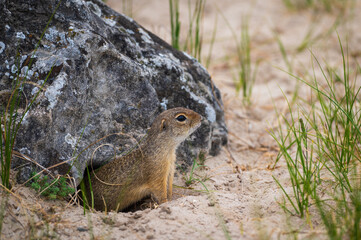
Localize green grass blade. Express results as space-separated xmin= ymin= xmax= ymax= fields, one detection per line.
xmin=273 ymin=176 xmax=300 ymax=215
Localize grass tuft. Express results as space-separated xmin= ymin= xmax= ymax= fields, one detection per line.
xmin=169 ymin=0 xmax=216 ymax=66
xmin=270 ymin=95 xmax=319 ymax=217
xmin=183 ymin=154 xmax=210 ymax=192
xmin=220 ymin=12 xmax=258 ymax=104
xmin=184 ymin=0 xmax=205 ymax=61
xmin=272 ymin=34 xmax=361 ymax=238
xmin=235 ymin=17 xmax=258 ymax=105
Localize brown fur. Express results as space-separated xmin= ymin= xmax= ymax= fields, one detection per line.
xmin=82 ymin=107 xmax=202 ymax=211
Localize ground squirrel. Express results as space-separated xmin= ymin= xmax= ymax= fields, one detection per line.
xmin=83 ymin=107 xmax=202 ymax=211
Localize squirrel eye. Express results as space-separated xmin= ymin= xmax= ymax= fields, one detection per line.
xmin=176 ymin=115 xmax=187 ymax=122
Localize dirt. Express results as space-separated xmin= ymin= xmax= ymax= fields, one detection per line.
xmin=2 ymin=0 xmax=361 ymax=239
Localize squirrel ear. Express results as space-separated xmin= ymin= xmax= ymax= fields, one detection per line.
xmin=160 ymin=119 xmax=167 ymax=131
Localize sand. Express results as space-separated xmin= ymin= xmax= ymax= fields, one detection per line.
xmin=2 ymin=0 xmax=361 ymax=239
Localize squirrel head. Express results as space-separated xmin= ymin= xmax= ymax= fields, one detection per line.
xmin=148 ymin=107 xmax=202 ymax=146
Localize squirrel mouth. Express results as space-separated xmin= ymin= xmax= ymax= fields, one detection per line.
xmin=190 ymin=121 xmax=202 ymax=133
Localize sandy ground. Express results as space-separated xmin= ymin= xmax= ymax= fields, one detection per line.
xmin=2 ymin=0 xmax=361 ymax=239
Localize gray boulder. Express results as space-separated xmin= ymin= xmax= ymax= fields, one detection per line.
xmin=0 ymin=0 xmax=227 ymax=184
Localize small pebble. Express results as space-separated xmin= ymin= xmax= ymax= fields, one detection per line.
xmin=141 ymin=218 xmax=150 ymax=224
xmin=77 ymin=227 xmax=88 ymax=232
xmin=133 ymin=212 xmax=142 ymax=219
xmin=160 ymin=206 xmax=171 ymax=214
xmin=127 ymin=219 xmax=135 ymax=225
xmin=138 ymin=226 xmax=146 ymax=233
xmin=159 ymin=214 xmax=167 ymax=219
xmin=119 ymin=226 xmax=127 ymax=231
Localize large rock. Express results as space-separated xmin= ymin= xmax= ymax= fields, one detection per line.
xmin=0 ymin=0 xmax=227 ymax=184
